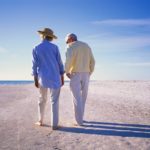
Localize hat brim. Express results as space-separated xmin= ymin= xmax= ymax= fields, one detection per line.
xmin=38 ymin=31 xmax=57 ymax=39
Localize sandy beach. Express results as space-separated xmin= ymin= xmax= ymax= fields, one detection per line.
xmin=0 ymin=81 xmax=150 ymax=150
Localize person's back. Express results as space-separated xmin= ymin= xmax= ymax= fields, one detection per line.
xmin=33 ymin=40 xmax=63 ymax=88
xmin=65 ymin=40 xmax=95 ymax=75
xmin=69 ymin=41 xmax=93 ymax=73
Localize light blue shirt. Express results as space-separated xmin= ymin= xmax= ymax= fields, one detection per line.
xmin=32 ymin=40 xmax=64 ymax=88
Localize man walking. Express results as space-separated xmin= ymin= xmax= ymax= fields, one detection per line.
xmin=32 ymin=28 xmax=64 ymax=130
xmin=65 ymin=33 xmax=95 ymax=126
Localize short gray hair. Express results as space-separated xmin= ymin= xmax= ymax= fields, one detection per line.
xmin=65 ymin=33 xmax=77 ymax=42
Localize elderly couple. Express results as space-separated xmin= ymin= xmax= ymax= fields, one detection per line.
xmin=32 ymin=28 xmax=95 ymax=130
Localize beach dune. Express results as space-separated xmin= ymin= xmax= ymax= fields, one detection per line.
xmin=0 ymin=81 xmax=150 ymax=150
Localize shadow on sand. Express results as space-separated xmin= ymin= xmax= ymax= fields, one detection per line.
xmin=59 ymin=121 xmax=150 ymax=138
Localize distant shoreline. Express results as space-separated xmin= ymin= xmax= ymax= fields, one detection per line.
xmin=0 ymin=80 xmax=69 ymax=85
xmin=0 ymin=80 xmax=34 ymax=85
xmin=0 ymin=80 xmax=150 ymax=85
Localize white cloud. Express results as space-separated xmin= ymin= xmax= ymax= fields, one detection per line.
xmin=0 ymin=47 xmax=7 ymax=53
xmin=92 ymin=19 xmax=150 ymax=26
xmin=118 ymin=62 xmax=150 ymax=67
xmin=84 ymin=35 xmax=150 ymax=52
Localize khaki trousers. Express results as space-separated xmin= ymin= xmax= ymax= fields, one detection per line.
xmin=38 ymin=87 xmax=60 ymax=127
xmin=70 ymin=72 xmax=89 ymax=125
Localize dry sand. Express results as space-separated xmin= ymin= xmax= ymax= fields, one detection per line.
xmin=0 ymin=81 xmax=150 ymax=150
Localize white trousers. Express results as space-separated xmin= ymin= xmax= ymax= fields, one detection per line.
xmin=70 ymin=72 xmax=89 ymax=125
xmin=38 ymin=87 xmax=60 ymax=127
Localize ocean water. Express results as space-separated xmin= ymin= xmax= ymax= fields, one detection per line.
xmin=0 ymin=80 xmax=34 ymax=85
xmin=0 ymin=80 xmax=70 ymax=85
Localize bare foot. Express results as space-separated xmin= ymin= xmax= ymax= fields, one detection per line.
xmin=73 ymin=123 xmax=83 ymax=126
xmin=52 ymin=126 xmax=61 ymax=130
xmin=35 ymin=121 xmax=43 ymax=126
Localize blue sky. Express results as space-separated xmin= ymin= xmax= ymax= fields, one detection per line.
xmin=0 ymin=0 xmax=150 ymax=80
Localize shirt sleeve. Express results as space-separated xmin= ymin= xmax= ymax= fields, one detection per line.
xmin=32 ymin=48 xmax=38 ymax=77
xmin=56 ymin=46 xmax=65 ymax=75
xmin=89 ymin=48 xmax=95 ymax=74
xmin=65 ymin=47 xmax=75 ymax=74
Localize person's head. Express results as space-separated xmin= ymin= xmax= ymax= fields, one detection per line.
xmin=38 ymin=28 xmax=57 ymax=41
xmin=65 ymin=33 xmax=77 ymax=44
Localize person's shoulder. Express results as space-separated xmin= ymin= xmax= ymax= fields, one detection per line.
xmin=77 ymin=41 xmax=90 ymax=49
xmin=33 ymin=43 xmax=41 ymax=52
xmin=33 ymin=41 xmax=44 ymax=49
xmin=75 ymin=41 xmax=87 ymax=46
xmin=49 ymin=42 xmax=58 ymax=49
xmin=81 ymin=41 xmax=89 ymax=46
xmin=70 ymin=41 xmax=83 ymax=47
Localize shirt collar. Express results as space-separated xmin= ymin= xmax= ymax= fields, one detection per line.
xmin=42 ymin=39 xmax=50 ymax=43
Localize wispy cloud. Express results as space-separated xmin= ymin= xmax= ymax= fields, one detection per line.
xmin=84 ymin=34 xmax=150 ymax=52
xmin=92 ymin=19 xmax=150 ymax=26
xmin=118 ymin=62 xmax=150 ymax=67
xmin=0 ymin=47 xmax=7 ymax=53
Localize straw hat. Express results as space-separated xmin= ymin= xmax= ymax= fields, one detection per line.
xmin=38 ymin=28 xmax=57 ymax=39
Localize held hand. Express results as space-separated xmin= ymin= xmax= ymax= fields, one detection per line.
xmin=66 ymin=73 xmax=71 ymax=79
xmin=35 ymin=81 xmax=39 ymax=88
xmin=34 ymin=77 xmax=39 ymax=88
xmin=61 ymin=75 xmax=64 ymax=86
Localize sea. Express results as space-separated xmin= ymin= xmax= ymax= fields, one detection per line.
xmin=0 ymin=80 xmax=70 ymax=85
xmin=0 ymin=80 xmax=34 ymax=85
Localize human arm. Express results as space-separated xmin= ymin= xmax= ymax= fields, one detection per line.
xmin=32 ymin=48 xmax=39 ymax=88
xmin=65 ymin=47 xmax=75 ymax=78
xmin=89 ymin=49 xmax=95 ymax=75
xmin=56 ymin=46 xmax=65 ymax=85
xmin=61 ymin=75 xmax=64 ymax=86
